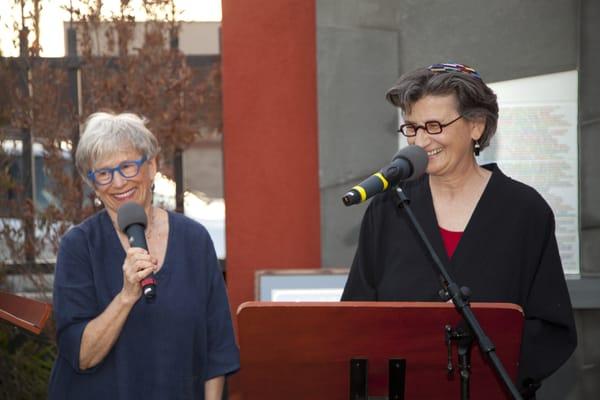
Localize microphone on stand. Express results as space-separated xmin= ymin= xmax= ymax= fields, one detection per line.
xmin=117 ymin=202 xmax=156 ymax=302
xmin=342 ymin=145 xmax=428 ymax=206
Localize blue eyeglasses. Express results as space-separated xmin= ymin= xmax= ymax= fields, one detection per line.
xmin=87 ymin=155 xmax=148 ymax=185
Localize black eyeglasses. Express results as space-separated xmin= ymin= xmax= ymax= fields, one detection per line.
xmin=87 ymin=155 xmax=148 ymax=185
xmin=398 ymin=115 xmax=463 ymax=137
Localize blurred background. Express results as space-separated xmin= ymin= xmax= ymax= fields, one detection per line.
xmin=1 ymin=1 xmax=598 ymax=399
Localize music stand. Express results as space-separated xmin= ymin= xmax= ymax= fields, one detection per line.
xmin=237 ymin=301 xmax=523 ymax=399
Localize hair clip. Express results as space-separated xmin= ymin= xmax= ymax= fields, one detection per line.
xmin=427 ymin=63 xmax=482 ymax=80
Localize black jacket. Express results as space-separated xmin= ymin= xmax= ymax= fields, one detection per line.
xmin=342 ymin=164 xmax=577 ymax=394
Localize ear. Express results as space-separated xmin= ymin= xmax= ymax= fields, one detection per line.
xmin=469 ymin=117 xmax=486 ymax=141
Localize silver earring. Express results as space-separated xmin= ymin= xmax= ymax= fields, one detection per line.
xmin=474 ymin=140 xmax=481 ymax=156
xmin=93 ymin=196 xmax=102 ymax=207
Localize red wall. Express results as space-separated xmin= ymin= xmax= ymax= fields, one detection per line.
xmin=221 ymin=0 xmax=321 ymax=315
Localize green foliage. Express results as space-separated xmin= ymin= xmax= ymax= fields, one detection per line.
xmin=0 ymin=322 xmax=56 ymax=400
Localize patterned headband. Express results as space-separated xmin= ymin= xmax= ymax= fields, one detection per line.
xmin=427 ymin=63 xmax=482 ymax=80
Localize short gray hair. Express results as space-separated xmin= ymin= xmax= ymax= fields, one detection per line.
xmin=76 ymin=112 xmax=160 ymax=186
xmin=385 ymin=67 xmax=498 ymax=151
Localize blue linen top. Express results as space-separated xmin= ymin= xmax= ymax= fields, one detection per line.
xmin=48 ymin=210 xmax=240 ymax=400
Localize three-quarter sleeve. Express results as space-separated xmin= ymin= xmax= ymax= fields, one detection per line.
xmin=53 ymin=227 xmax=99 ymax=373
xmin=203 ymin=236 xmax=240 ymax=380
xmin=518 ymin=211 xmax=577 ymax=390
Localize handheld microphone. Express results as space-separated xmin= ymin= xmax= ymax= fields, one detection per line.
xmin=342 ymin=145 xmax=428 ymax=206
xmin=117 ymin=202 xmax=156 ymax=302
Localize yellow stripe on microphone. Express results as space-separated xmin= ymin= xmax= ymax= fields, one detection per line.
xmin=352 ymin=173 xmax=390 ymax=203
xmin=374 ymin=172 xmax=389 ymax=190
xmin=352 ymin=185 xmax=367 ymax=202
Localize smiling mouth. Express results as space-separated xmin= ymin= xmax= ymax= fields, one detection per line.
xmin=113 ymin=188 xmax=136 ymax=200
xmin=427 ymin=148 xmax=442 ymax=156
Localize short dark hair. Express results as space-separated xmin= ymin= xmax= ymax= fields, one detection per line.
xmin=385 ymin=67 xmax=499 ymax=150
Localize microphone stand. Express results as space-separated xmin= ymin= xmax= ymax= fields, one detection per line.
xmin=395 ymin=187 xmax=523 ymax=400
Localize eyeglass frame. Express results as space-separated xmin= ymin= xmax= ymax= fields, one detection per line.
xmin=398 ymin=115 xmax=463 ymax=137
xmin=87 ymin=155 xmax=148 ymax=186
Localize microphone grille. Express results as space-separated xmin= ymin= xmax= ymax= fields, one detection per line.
xmin=117 ymin=202 xmax=148 ymax=232
xmin=393 ymin=145 xmax=428 ymax=180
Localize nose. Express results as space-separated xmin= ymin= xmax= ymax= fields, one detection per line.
xmin=413 ymin=128 xmax=430 ymax=148
xmin=111 ymin=171 xmax=127 ymax=187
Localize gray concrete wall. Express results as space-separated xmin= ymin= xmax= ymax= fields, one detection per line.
xmin=317 ymin=0 xmax=599 ymax=398
xmin=395 ymin=0 xmax=578 ymax=82
xmin=317 ymin=0 xmax=401 ymax=268
xmin=579 ymin=0 xmax=600 ymax=276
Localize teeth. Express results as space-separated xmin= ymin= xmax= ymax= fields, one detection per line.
xmin=427 ymin=148 xmax=442 ymax=156
xmin=114 ymin=188 xmax=135 ymax=199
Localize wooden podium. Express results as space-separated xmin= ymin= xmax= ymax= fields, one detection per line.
xmin=0 ymin=291 xmax=52 ymax=335
xmin=237 ymin=301 xmax=523 ymax=399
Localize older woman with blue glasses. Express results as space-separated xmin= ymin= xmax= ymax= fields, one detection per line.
xmin=48 ymin=112 xmax=239 ymax=400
